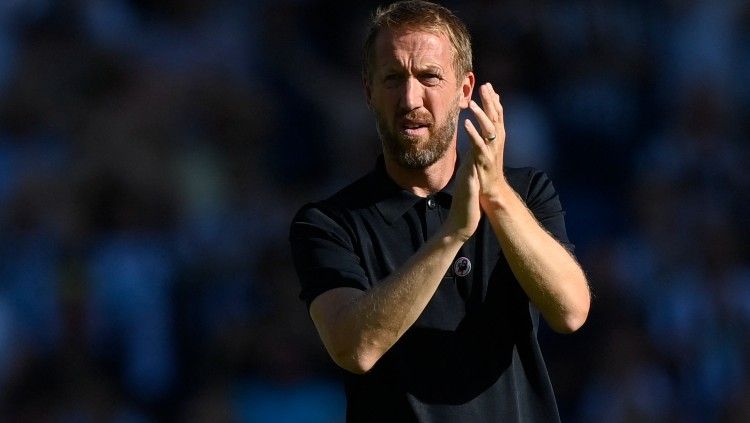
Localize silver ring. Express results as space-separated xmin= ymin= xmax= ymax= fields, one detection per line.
xmin=485 ymin=133 xmax=496 ymax=142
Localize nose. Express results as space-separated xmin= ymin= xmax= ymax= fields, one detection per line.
xmin=399 ymin=76 xmax=423 ymax=111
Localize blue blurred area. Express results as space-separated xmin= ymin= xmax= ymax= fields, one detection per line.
xmin=0 ymin=0 xmax=747 ymax=421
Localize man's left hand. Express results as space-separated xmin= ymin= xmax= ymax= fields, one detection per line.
xmin=463 ymin=82 xmax=513 ymax=210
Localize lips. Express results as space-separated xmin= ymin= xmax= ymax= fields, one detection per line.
xmin=400 ymin=125 xmax=429 ymax=138
xmin=399 ymin=117 xmax=432 ymax=130
xmin=397 ymin=112 xmax=432 ymax=137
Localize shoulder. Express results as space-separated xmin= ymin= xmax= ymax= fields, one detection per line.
xmin=290 ymin=169 xmax=378 ymax=236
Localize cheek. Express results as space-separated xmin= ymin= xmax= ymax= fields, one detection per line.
xmin=426 ymin=93 xmax=451 ymax=117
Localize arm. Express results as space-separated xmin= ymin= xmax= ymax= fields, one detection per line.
xmin=464 ymin=83 xmax=590 ymax=334
xmin=310 ymin=229 xmax=464 ymax=374
xmin=309 ymin=154 xmax=481 ymax=374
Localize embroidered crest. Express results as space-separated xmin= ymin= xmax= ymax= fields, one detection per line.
xmin=453 ymin=256 xmax=472 ymax=277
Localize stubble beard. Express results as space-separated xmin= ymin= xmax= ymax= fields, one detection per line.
xmin=376 ymin=98 xmax=460 ymax=170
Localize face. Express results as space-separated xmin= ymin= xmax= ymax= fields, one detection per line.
xmin=366 ymin=28 xmax=474 ymax=169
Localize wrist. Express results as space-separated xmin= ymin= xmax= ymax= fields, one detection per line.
xmin=438 ymin=224 xmax=474 ymax=245
xmin=480 ymin=182 xmax=517 ymax=212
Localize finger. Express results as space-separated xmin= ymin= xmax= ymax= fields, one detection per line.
xmin=460 ymin=147 xmax=479 ymax=189
xmin=468 ymin=100 xmax=497 ymax=145
xmin=480 ymin=83 xmax=498 ymax=123
xmin=463 ymin=119 xmax=488 ymax=154
xmin=490 ymin=88 xmax=506 ymax=165
xmin=455 ymin=148 xmax=479 ymax=200
xmin=463 ymin=119 xmax=492 ymax=168
xmin=492 ymin=87 xmax=504 ymax=128
xmin=483 ymin=83 xmax=506 ymax=134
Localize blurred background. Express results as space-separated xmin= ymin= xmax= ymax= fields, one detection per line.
xmin=0 ymin=0 xmax=748 ymax=421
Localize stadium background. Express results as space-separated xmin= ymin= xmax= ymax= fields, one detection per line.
xmin=0 ymin=0 xmax=748 ymax=421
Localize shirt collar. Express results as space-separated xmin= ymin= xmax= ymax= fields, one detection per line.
xmin=371 ymin=154 xmax=457 ymax=225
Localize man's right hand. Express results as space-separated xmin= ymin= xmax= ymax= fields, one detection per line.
xmin=444 ymin=149 xmax=481 ymax=242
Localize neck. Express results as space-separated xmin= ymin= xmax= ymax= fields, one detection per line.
xmin=384 ymin=146 xmax=457 ymax=197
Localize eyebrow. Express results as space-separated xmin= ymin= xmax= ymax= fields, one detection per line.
xmin=416 ymin=64 xmax=443 ymax=73
xmin=381 ymin=63 xmax=444 ymax=74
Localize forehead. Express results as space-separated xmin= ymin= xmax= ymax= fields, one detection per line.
xmin=373 ymin=28 xmax=454 ymax=70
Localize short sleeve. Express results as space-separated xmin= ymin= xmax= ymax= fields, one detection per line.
xmin=289 ymin=204 xmax=369 ymax=308
xmin=524 ymin=170 xmax=575 ymax=254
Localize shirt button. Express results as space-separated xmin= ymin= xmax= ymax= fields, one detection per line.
xmin=427 ymin=197 xmax=437 ymax=209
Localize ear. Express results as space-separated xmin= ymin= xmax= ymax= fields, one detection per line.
xmin=458 ymin=72 xmax=475 ymax=109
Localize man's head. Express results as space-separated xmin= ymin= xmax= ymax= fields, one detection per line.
xmin=363 ymin=1 xmax=473 ymax=86
xmin=363 ymin=0 xmax=475 ymax=169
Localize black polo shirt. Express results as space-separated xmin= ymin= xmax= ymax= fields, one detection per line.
xmin=289 ymin=155 xmax=572 ymax=422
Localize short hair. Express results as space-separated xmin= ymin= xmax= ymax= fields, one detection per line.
xmin=362 ymin=0 xmax=473 ymax=85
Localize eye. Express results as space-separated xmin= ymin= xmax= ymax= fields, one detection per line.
xmin=420 ymin=73 xmax=442 ymax=86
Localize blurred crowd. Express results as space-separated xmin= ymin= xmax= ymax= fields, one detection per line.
xmin=0 ymin=0 xmax=747 ymax=421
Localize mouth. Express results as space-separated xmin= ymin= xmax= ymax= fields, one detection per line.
xmin=399 ymin=121 xmax=431 ymax=137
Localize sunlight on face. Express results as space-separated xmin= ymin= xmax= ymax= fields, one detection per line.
xmin=369 ymin=29 xmax=465 ymax=169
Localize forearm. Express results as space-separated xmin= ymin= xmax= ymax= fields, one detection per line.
xmin=316 ymin=227 xmax=466 ymax=373
xmin=462 ymin=82 xmax=589 ymax=333
xmin=482 ymin=185 xmax=590 ymax=333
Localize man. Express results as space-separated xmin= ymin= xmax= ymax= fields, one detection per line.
xmin=289 ymin=1 xmax=591 ymax=421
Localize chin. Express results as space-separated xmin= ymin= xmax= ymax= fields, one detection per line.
xmin=397 ymin=147 xmax=448 ymax=170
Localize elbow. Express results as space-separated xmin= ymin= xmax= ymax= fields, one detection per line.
xmin=330 ymin=345 xmax=381 ymax=375
xmin=337 ymin=358 xmax=375 ymax=375
xmin=553 ymin=308 xmax=588 ymax=334
xmin=549 ymin=289 xmax=591 ymax=334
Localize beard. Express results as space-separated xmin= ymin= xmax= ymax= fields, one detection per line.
xmin=376 ymin=98 xmax=460 ymax=169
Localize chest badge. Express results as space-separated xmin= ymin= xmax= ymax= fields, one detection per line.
xmin=453 ymin=256 xmax=472 ymax=277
